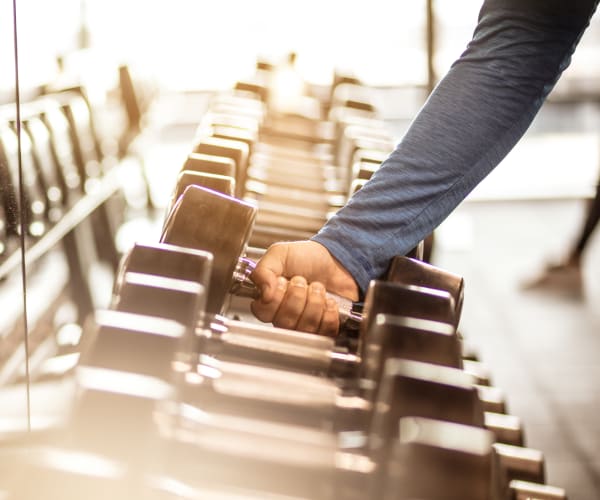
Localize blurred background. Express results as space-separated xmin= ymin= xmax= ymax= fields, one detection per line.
xmin=1 ymin=1 xmax=600 ymax=498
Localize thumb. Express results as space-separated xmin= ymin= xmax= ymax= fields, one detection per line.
xmin=251 ymin=243 xmax=288 ymax=302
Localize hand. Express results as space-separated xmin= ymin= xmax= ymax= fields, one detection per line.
xmin=250 ymin=241 xmax=359 ymax=336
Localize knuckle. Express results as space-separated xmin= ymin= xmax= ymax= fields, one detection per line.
xmin=274 ymin=315 xmax=298 ymax=331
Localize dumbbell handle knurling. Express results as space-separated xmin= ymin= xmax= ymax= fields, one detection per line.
xmin=231 ymin=257 xmax=363 ymax=328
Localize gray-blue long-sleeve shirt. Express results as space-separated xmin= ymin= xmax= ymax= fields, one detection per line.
xmin=312 ymin=0 xmax=599 ymax=294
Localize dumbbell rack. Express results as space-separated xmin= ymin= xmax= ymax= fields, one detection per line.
xmin=0 ymin=59 xmax=569 ymax=500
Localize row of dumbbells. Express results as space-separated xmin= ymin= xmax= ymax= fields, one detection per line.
xmin=2 ymin=178 xmax=567 ymax=499
xmin=0 ymin=86 xmax=121 ymax=255
xmin=165 ymin=57 xmax=396 ymax=252
xmin=0 ymin=62 xmax=567 ymax=498
xmin=0 ymin=77 xmax=145 ymax=377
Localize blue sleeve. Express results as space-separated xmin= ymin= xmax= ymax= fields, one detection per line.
xmin=312 ymin=0 xmax=598 ymax=294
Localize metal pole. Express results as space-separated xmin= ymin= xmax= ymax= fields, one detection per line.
xmin=426 ymin=0 xmax=436 ymax=94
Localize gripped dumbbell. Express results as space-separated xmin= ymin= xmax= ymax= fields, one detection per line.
xmin=160 ymin=184 xmax=256 ymax=315
xmin=114 ymin=241 xmax=335 ymax=351
xmin=159 ymin=183 xmax=465 ymax=340
xmin=159 ymin=184 xmax=363 ymax=328
xmin=159 ymin=183 xmax=446 ymax=351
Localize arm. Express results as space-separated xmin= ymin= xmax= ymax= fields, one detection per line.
xmin=252 ymin=0 xmax=598 ymax=330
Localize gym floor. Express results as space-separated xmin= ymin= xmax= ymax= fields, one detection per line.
xmin=433 ymin=198 xmax=600 ymax=500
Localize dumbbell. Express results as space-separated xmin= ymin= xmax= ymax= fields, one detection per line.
xmin=163 ymin=170 xmax=236 ymax=225
xmin=50 ymin=89 xmax=105 ymax=183
xmin=160 ymin=183 xmax=463 ymax=333
xmin=252 ymin=140 xmax=334 ymax=165
xmin=69 ymin=309 xmax=189 ymax=458
xmin=39 ymin=97 xmax=84 ymax=204
xmin=246 ymin=162 xmax=344 ymax=192
xmin=198 ymin=110 xmax=261 ymax=136
xmin=159 ymin=183 xmax=366 ymax=331
xmin=244 ymin=179 xmax=347 ymax=212
xmin=192 ymin=136 xmax=249 ymax=198
xmin=382 ymin=417 xmax=559 ymax=500
xmin=330 ymin=82 xmax=377 ymax=114
xmin=181 ymin=152 xmax=236 ymax=179
xmin=0 ymin=121 xmax=47 ymax=237
xmin=22 ymin=111 xmax=66 ymax=223
xmin=209 ymin=93 xmax=266 ymax=126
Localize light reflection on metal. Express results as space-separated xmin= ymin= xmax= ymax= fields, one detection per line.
xmin=35 ymin=446 xmax=126 ymax=479
xmin=76 ymin=366 xmax=174 ymax=401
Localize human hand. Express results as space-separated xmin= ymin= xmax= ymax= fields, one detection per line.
xmin=250 ymin=240 xmax=359 ymax=336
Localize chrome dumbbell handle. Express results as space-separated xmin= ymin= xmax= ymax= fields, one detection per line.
xmin=231 ymin=257 xmax=362 ymax=329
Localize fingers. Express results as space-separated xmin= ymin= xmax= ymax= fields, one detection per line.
xmin=252 ymin=276 xmax=340 ymax=336
xmin=250 ymin=243 xmax=288 ymax=302
xmin=274 ymin=276 xmax=310 ymax=330
xmin=250 ymin=276 xmax=288 ymax=323
xmin=318 ymin=298 xmax=340 ymax=337
xmin=294 ymin=281 xmax=326 ymax=333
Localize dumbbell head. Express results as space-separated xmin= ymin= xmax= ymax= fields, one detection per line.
xmin=360 ymin=312 xmax=464 ymax=402
xmin=368 ymin=359 xmax=486 ymax=461
xmin=160 ymin=184 xmax=257 ymax=315
xmin=168 ymin=170 xmax=236 ymax=212
xmin=386 ymin=255 xmax=465 ymax=324
xmin=381 ymin=417 xmax=495 ymax=500
xmin=182 ymin=152 xmax=236 ymax=179
xmin=79 ymin=309 xmax=186 ymax=381
xmin=365 ymin=313 xmax=463 ymax=371
xmin=193 ymin=136 xmax=249 ymax=182
xmin=113 ymin=241 xmax=213 ymax=299
xmin=358 ymin=280 xmax=457 ymax=354
xmin=113 ymin=272 xmax=205 ymax=333
xmin=72 ymin=310 xmax=184 ymax=460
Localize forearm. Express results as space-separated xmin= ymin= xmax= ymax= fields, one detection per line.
xmin=313 ymin=0 xmax=598 ymax=293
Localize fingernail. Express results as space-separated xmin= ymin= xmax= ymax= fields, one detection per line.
xmin=326 ymin=298 xmax=337 ymax=311
xmin=291 ymin=277 xmax=307 ymax=289
xmin=277 ymin=277 xmax=288 ymax=290
xmin=310 ymin=283 xmax=325 ymax=295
